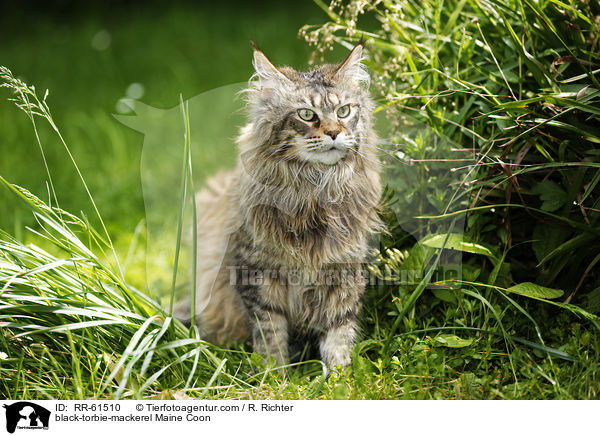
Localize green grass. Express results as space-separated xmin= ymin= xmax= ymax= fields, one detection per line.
xmin=1 ymin=0 xmax=600 ymax=400
xmin=0 ymin=1 xmax=320 ymax=233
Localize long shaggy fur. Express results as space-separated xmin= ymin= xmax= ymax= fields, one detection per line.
xmin=178 ymin=42 xmax=383 ymax=368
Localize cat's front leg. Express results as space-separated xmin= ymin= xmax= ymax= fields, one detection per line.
xmin=235 ymin=266 xmax=290 ymax=367
xmin=318 ymin=267 xmax=363 ymax=370
xmin=250 ymin=308 xmax=289 ymax=367
xmin=319 ymin=317 xmax=357 ymax=369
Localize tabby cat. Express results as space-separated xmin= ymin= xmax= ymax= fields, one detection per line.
xmin=177 ymin=41 xmax=383 ymax=369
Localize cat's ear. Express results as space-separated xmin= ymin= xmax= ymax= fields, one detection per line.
xmin=251 ymin=41 xmax=291 ymax=88
xmin=333 ymin=40 xmax=370 ymax=87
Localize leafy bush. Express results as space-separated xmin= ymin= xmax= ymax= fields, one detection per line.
xmin=302 ymin=0 xmax=600 ymax=315
xmin=301 ymin=0 xmax=600 ymax=396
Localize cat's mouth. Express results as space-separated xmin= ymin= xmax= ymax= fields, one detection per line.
xmin=296 ymin=138 xmax=348 ymax=165
xmin=310 ymin=145 xmax=347 ymax=165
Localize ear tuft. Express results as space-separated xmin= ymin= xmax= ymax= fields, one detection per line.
xmin=334 ymin=40 xmax=370 ymax=87
xmin=251 ymin=42 xmax=291 ymax=88
xmin=250 ymin=40 xmax=260 ymax=51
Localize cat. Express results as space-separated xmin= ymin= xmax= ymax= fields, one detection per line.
xmin=176 ymin=41 xmax=383 ymax=370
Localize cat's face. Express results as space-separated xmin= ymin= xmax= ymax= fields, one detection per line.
xmin=247 ymin=43 xmax=374 ymax=167
xmin=282 ymin=86 xmax=360 ymax=165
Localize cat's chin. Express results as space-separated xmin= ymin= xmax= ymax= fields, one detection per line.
xmin=301 ymin=148 xmax=347 ymax=166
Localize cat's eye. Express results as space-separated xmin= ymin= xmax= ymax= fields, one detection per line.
xmin=297 ymin=108 xmax=318 ymax=122
xmin=337 ymin=104 xmax=351 ymax=118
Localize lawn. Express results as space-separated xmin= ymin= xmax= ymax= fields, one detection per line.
xmin=1 ymin=0 xmax=599 ymax=400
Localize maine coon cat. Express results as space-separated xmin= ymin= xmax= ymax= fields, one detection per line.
xmin=176 ymin=41 xmax=383 ymax=369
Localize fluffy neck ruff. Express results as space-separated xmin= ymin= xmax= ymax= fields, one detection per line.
xmin=235 ymin=123 xmax=383 ymax=268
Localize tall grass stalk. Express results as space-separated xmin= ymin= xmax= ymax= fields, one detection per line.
xmin=0 ymin=69 xmax=230 ymax=399
xmin=0 ymin=67 xmax=124 ymax=280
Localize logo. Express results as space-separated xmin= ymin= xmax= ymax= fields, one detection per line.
xmin=2 ymin=402 xmax=50 ymax=434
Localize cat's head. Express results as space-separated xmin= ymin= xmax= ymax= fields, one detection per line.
xmin=244 ymin=41 xmax=375 ymax=167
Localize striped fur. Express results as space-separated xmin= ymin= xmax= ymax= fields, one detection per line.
xmin=178 ymin=42 xmax=383 ymax=369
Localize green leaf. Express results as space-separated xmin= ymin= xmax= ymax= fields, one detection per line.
xmin=401 ymin=243 xmax=427 ymax=278
xmin=531 ymin=180 xmax=567 ymax=212
xmin=432 ymin=288 xmax=458 ymax=303
xmin=581 ymin=169 xmax=600 ymax=204
xmin=585 ymin=288 xmax=600 ymax=314
xmin=421 ymin=233 xmax=498 ymax=262
xmin=538 ymin=232 xmax=596 ymax=266
xmin=434 ymin=334 xmax=474 ymax=348
xmin=463 ymin=264 xmax=482 ymax=282
xmin=532 ymin=222 xmax=568 ymax=264
xmin=507 ymin=282 xmax=564 ymax=300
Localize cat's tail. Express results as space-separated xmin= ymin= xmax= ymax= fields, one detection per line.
xmin=174 ymin=170 xmax=249 ymax=344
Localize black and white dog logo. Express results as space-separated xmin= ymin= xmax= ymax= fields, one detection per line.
xmin=3 ymin=402 xmax=50 ymax=434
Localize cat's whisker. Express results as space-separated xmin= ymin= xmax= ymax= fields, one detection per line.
xmin=249 ymin=147 xmax=304 ymax=186
xmin=263 ymin=144 xmax=300 ymax=161
xmin=353 ymin=136 xmax=400 ymax=147
xmin=270 ymin=152 xmax=299 ymax=168
xmin=345 ymin=139 xmax=406 ymax=164
xmin=349 ymin=150 xmax=380 ymax=166
xmin=350 ymin=144 xmax=408 ymax=164
xmin=291 ymin=158 xmax=309 ymax=186
xmin=346 ymin=146 xmax=382 ymax=166
xmin=304 ymin=142 xmax=324 ymax=149
xmin=354 ymin=134 xmax=397 ymax=141
xmin=351 ymin=141 xmax=401 ymax=152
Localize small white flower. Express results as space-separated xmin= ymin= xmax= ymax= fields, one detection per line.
xmin=0 ymin=352 xmax=7 ymax=360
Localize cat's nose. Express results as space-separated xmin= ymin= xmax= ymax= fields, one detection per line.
xmin=324 ymin=128 xmax=341 ymax=140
